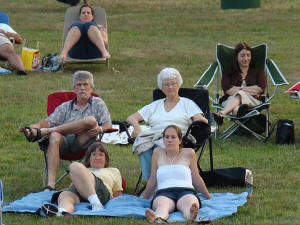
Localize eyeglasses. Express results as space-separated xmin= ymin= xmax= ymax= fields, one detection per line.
xmin=163 ymin=82 xmax=178 ymax=88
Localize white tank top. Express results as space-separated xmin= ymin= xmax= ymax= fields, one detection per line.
xmin=157 ymin=164 xmax=193 ymax=190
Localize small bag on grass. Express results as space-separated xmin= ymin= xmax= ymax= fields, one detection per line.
xmin=21 ymin=40 xmax=40 ymax=71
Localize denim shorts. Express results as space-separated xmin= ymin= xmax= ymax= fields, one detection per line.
xmin=68 ymin=21 xmax=102 ymax=59
xmin=151 ymin=187 xmax=201 ymax=209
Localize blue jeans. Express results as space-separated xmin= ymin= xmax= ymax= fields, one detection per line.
xmin=68 ymin=21 xmax=102 ymax=59
xmin=138 ymin=145 xmax=157 ymax=180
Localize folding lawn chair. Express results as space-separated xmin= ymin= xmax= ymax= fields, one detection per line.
xmin=38 ymin=91 xmax=119 ymax=187
xmin=133 ymin=88 xmax=214 ymax=195
xmin=195 ymin=43 xmax=289 ymax=140
xmin=61 ymin=6 xmax=109 ymax=71
xmin=0 ymin=12 xmax=9 ymax=25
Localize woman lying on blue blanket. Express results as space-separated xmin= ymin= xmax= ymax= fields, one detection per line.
xmin=42 ymin=142 xmax=123 ymax=216
xmin=143 ymin=125 xmax=211 ymax=223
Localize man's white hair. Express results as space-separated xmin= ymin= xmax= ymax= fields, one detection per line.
xmin=73 ymin=70 xmax=94 ymax=87
xmin=157 ymin=67 xmax=183 ymax=89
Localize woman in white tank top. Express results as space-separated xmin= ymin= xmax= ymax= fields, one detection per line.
xmin=143 ymin=125 xmax=211 ymax=223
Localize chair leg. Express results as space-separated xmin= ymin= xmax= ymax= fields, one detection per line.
xmin=134 ymin=172 xmax=143 ymax=195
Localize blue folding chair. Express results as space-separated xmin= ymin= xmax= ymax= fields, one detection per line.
xmin=0 ymin=12 xmax=9 ymax=24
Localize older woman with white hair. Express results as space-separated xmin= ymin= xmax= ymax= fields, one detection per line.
xmin=126 ymin=68 xmax=208 ymax=181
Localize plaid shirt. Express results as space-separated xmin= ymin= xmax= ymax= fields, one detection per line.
xmin=45 ymin=96 xmax=111 ymax=127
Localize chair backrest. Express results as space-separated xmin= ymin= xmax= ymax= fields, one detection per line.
xmin=0 ymin=12 xmax=9 ymax=25
xmin=47 ymin=91 xmax=99 ymax=116
xmin=153 ymin=88 xmax=210 ymax=114
xmin=216 ymin=43 xmax=267 ymax=76
xmin=63 ymin=6 xmax=107 ymax=41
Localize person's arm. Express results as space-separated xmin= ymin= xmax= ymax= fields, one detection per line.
xmin=0 ymin=29 xmax=22 ymax=44
xmin=126 ymin=112 xmax=144 ymax=138
xmin=143 ymin=148 xmax=159 ymax=199
xmin=113 ymin=191 xmax=122 ymax=198
xmin=242 ymin=85 xmax=263 ymax=96
xmin=191 ymin=113 xmax=208 ymax=124
xmin=30 ymin=119 xmax=50 ymax=129
xmin=189 ymin=149 xmax=211 ymax=199
xmin=98 ymin=24 xmax=108 ymax=45
xmin=226 ymin=86 xmax=241 ymax=96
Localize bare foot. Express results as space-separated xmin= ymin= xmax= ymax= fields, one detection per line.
xmin=145 ymin=208 xmax=157 ymax=222
xmin=189 ymin=203 xmax=199 ymax=221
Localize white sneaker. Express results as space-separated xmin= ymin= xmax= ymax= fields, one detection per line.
xmin=91 ymin=203 xmax=104 ymax=211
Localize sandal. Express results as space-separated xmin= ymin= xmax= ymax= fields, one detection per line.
xmin=153 ymin=217 xmax=168 ymax=223
xmin=41 ymin=203 xmax=62 ymax=217
xmin=237 ymin=104 xmax=250 ymax=117
xmin=212 ymin=112 xmax=223 ymax=126
xmin=43 ymin=185 xmax=56 ymax=192
xmin=22 ymin=127 xmax=42 ymax=142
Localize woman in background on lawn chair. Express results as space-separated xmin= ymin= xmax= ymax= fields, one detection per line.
xmin=59 ymin=4 xmax=110 ymax=61
xmin=126 ymin=67 xmax=208 ymax=181
xmin=213 ymin=42 xmax=267 ymax=125
xmin=143 ymin=125 xmax=211 ymax=223
xmin=42 ymin=142 xmax=122 ymax=216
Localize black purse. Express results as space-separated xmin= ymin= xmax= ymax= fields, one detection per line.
xmin=267 ymin=119 xmax=295 ymax=145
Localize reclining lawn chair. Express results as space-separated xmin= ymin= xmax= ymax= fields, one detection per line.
xmin=61 ymin=6 xmax=109 ymax=71
xmin=37 ymin=91 xmax=121 ymax=187
xmin=132 ymin=88 xmax=214 ymax=195
xmin=195 ymin=43 xmax=289 ymax=140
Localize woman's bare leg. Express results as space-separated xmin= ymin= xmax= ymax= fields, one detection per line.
xmin=145 ymin=196 xmax=175 ymax=222
xmin=69 ymin=162 xmax=97 ymax=199
xmin=177 ymin=194 xmax=199 ymax=221
xmin=87 ymin=25 xmax=110 ymax=59
xmin=57 ymin=191 xmax=80 ymax=213
xmin=220 ymin=95 xmax=241 ymax=115
xmin=59 ymin=26 xmax=81 ymax=60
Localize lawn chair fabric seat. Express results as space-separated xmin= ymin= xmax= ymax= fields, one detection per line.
xmin=195 ymin=43 xmax=289 ymax=140
xmin=61 ymin=6 xmax=109 ymax=70
xmin=134 ymin=88 xmax=213 ymax=195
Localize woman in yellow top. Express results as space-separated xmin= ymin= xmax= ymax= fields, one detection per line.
xmin=42 ymin=142 xmax=123 ymax=216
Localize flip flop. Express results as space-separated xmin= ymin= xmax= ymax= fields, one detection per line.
xmin=212 ymin=112 xmax=224 ymax=126
xmin=153 ymin=217 xmax=168 ymax=223
xmin=41 ymin=203 xmax=61 ymax=217
xmin=43 ymin=185 xmax=56 ymax=192
xmin=22 ymin=127 xmax=42 ymax=142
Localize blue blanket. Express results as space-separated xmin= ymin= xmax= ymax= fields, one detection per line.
xmin=3 ymin=190 xmax=251 ymax=222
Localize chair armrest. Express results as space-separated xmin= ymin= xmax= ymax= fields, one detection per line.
xmin=266 ymin=58 xmax=289 ymax=101
xmin=194 ymin=61 xmax=218 ymax=89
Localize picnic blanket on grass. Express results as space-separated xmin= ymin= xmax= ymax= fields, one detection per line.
xmin=3 ymin=190 xmax=251 ymax=222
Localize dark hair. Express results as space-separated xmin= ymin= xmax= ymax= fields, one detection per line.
xmin=162 ymin=125 xmax=183 ymax=149
xmin=83 ymin=142 xmax=109 ymax=168
xmin=79 ymin=5 xmax=94 ymax=18
xmin=228 ymin=42 xmax=255 ymax=75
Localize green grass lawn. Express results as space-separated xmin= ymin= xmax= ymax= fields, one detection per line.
xmin=0 ymin=0 xmax=299 ymax=224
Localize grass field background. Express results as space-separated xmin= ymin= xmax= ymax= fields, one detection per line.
xmin=0 ymin=0 xmax=299 ymax=224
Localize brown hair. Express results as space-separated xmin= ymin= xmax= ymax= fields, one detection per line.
xmin=162 ymin=125 xmax=183 ymax=149
xmin=229 ymin=42 xmax=255 ymax=76
xmin=79 ymin=5 xmax=94 ymax=18
xmin=83 ymin=142 xmax=109 ymax=168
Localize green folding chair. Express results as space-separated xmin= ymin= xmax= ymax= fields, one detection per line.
xmin=194 ymin=43 xmax=289 ymax=140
